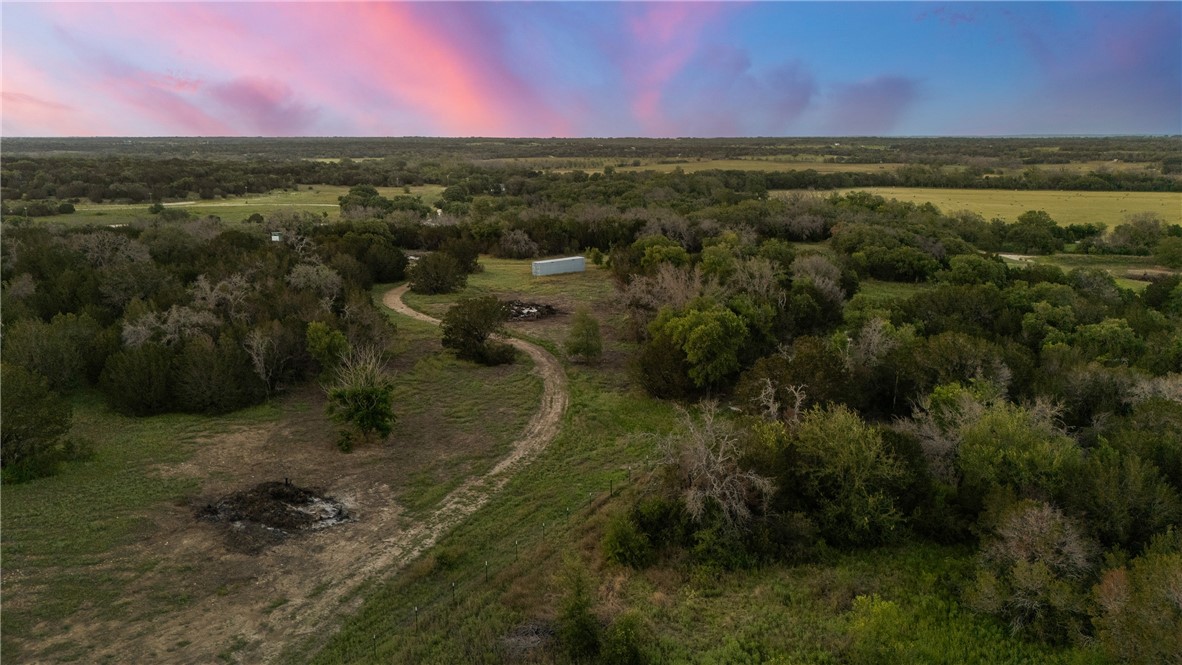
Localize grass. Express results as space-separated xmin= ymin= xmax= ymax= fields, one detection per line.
xmin=0 ymin=393 xmax=282 ymax=662
xmin=999 ymin=252 xmax=1176 ymax=292
xmin=809 ymin=187 xmax=1182 ymax=227
xmin=617 ymin=159 xmax=904 ymax=174
xmin=297 ymin=372 xmax=682 ymax=664
xmin=403 ymin=257 xmax=620 ymax=351
xmin=383 ymin=343 xmax=543 ymax=515
xmin=854 ymin=279 xmax=933 ymax=305
xmin=60 ymin=184 xmax=444 ymax=226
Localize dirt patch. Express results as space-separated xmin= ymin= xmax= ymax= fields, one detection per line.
xmin=196 ymin=480 xmax=350 ymax=554
xmin=504 ymin=299 xmax=558 ymax=321
xmin=501 ymin=620 xmax=556 ymax=661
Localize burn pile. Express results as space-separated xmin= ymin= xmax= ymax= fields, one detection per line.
xmin=504 ymin=300 xmax=558 ymax=321
xmin=196 ymin=480 xmax=350 ymax=554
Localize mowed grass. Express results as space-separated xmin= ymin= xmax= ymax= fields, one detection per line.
xmin=812 ymin=187 xmax=1182 ymax=227
xmin=63 ymin=184 xmax=444 ymax=226
xmin=0 ymin=394 xmax=282 ymax=662
xmin=377 ymin=290 xmax=544 ymax=515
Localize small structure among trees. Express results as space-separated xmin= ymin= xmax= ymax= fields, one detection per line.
xmin=531 ymin=256 xmax=585 ymax=277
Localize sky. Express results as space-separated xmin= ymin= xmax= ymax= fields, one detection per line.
xmin=2 ymin=1 xmax=1179 ymax=138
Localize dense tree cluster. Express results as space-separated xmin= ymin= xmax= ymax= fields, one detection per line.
xmin=0 ymin=215 xmax=407 ymax=478
xmin=3 ymin=135 xmax=1179 ymax=216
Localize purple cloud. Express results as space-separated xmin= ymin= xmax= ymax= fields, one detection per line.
xmin=662 ymin=44 xmax=817 ymax=136
xmin=825 ymin=76 xmax=920 ymax=135
xmin=208 ymin=78 xmax=318 ymax=136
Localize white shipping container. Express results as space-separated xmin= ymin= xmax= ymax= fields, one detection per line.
xmin=531 ymin=256 xmax=586 ymax=277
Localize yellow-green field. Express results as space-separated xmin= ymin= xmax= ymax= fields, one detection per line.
xmin=618 ymin=159 xmax=903 ymax=174
xmin=804 ymin=187 xmax=1182 ymax=227
xmin=65 ymin=184 xmax=444 ymax=225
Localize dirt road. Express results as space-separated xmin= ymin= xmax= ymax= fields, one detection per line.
xmin=44 ymin=284 xmax=568 ymax=664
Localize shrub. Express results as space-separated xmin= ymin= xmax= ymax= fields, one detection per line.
xmin=1 ymin=364 xmax=74 ymax=483
xmin=602 ymin=512 xmax=654 ymax=569
xmin=408 ymin=252 xmax=466 ymax=294
xmin=565 ymin=306 xmax=603 ymax=363
xmin=440 ymin=296 xmax=515 ymax=365
xmin=600 ymin=611 xmax=652 ymax=665
xmin=557 ymin=559 xmax=600 ymax=659
xmin=325 ymin=348 xmax=396 ymax=452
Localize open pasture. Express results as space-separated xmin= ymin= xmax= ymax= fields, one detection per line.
xmin=618 ymin=158 xmax=904 ymax=174
xmin=812 ymin=187 xmax=1182 ymax=227
xmin=63 ymin=184 xmax=444 ymax=226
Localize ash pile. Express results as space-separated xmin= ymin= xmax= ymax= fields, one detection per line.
xmin=196 ymin=480 xmax=350 ymax=554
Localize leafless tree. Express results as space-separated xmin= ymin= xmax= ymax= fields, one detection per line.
xmin=660 ymin=401 xmax=775 ymax=528
xmin=121 ymin=305 xmax=221 ymax=348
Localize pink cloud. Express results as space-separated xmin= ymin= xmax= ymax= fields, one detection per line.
xmin=208 ymin=78 xmax=318 ymax=136
xmin=1 ymin=55 xmax=111 ymax=135
xmin=622 ymin=3 xmax=730 ymax=135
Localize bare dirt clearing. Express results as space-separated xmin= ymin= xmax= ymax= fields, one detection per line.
xmin=20 ymin=286 xmax=567 ymax=664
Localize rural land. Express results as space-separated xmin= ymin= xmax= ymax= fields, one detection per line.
xmin=2 ymin=136 xmax=1182 ymax=664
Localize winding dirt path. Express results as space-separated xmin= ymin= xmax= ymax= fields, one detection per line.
xmin=253 ymin=285 xmax=568 ymax=660
xmin=47 ymin=285 xmax=568 ymax=664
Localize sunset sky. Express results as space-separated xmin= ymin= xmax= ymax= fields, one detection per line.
xmin=2 ymin=1 xmax=1179 ymax=138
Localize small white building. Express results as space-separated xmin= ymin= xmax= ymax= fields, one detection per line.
xmin=532 ymin=256 xmax=585 ymax=277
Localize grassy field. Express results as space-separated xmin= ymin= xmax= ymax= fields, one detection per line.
xmin=618 ymin=159 xmax=903 ymax=174
xmin=0 ymin=294 xmax=540 ymax=663
xmin=0 ymin=394 xmax=282 ymax=662
xmin=806 ymin=187 xmax=1182 ymax=227
xmin=999 ymin=252 xmax=1176 ymax=292
xmin=61 ymin=184 xmax=445 ymax=226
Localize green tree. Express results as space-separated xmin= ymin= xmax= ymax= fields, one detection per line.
xmin=1 ymin=364 xmax=74 ymax=483
xmin=325 ymin=348 xmax=396 ymax=452
xmin=565 ymin=306 xmax=603 ymax=363
xmin=1153 ymin=236 xmax=1182 ymax=269
xmin=1092 ymin=531 xmax=1182 ymax=664
xmin=306 ymin=321 xmax=351 ymax=376
xmin=790 ymin=405 xmax=906 ymax=546
xmin=648 ymin=299 xmax=748 ymax=388
xmin=1 ymin=312 xmax=106 ymax=393
xmin=408 ymin=252 xmax=467 ymax=294
xmin=99 ymin=343 xmax=175 ymax=416
xmin=440 ymin=296 xmax=514 ymax=365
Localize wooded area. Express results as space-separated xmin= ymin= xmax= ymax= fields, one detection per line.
xmin=2 ymin=137 xmax=1180 ymax=664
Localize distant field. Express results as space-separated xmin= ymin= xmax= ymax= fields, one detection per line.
xmin=999 ymin=252 xmax=1177 ymax=292
xmin=806 ymin=187 xmax=1182 ymax=227
xmin=63 ymin=184 xmax=444 ymax=225
xmin=618 ymin=159 xmax=903 ymax=174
